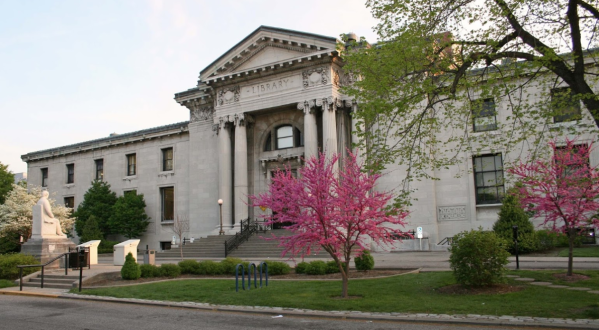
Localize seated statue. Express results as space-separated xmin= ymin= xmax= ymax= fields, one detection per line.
xmin=35 ymin=190 xmax=66 ymax=237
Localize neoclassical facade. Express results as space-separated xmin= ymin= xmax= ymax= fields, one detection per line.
xmin=21 ymin=26 xmax=599 ymax=251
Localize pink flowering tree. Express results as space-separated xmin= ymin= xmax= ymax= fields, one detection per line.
xmin=250 ymin=151 xmax=410 ymax=298
xmin=508 ymin=139 xmax=599 ymax=276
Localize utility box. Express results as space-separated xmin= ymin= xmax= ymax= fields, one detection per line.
xmin=77 ymin=240 xmax=101 ymax=265
xmin=143 ymin=250 xmax=155 ymax=265
xmin=113 ymin=239 xmax=140 ymax=266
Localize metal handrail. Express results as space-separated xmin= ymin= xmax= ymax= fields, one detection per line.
xmin=437 ymin=237 xmax=454 ymax=245
xmin=224 ymin=218 xmax=270 ymax=257
xmin=17 ymin=252 xmax=69 ymax=291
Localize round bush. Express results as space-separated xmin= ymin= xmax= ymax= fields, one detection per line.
xmin=0 ymin=253 xmax=40 ymax=280
xmin=354 ymin=250 xmax=375 ymax=271
xmin=178 ymin=260 xmax=200 ymax=274
xmin=140 ymin=264 xmax=160 ymax=278
xmin=159 ymin=263 xmax=181 ymax=278
xmin=449 ymin=229 xmax=510 ymax=287
xmin=220 ymin=257 xmax=245 ymax=275
xmin=264 ymin=261 xmax=291 ymax=275
xmin=326 ymin=260 xmax=341 ymax=274
xmin=120 ymin=252 xmax=141 ymax=280
xmin=198 ymin=260 xmax=223 ymax=275
xmin=535 ymin=229 xmax=558 ymax=251
xmin=295 ymin=261 xmax=308 ymax=274
xmin=305 ymin=260 xmax=327 ymax=275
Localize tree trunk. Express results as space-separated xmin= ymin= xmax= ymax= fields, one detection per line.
xmin=568 ymin=227 xmax=575 ymax=277
xmin=341 ymin=273 xmax=349 ymax=298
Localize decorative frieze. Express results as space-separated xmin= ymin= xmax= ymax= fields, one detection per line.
xmin=302 ymin=67 xmax=329 ymax=88
xmin=217 ymin=86 xmax=240 ymax=105
xmin=438 ymin=205 xmax=467 ymax=221
xmin=184 ymin=100 xmax=214 ymax=123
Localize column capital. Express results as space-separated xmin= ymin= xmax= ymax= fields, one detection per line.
xmin=317 ymin=97 xmax=342 ymax=112
xmin=297 ymin=100 xmax=316 ymax=114
xmin=234 ymin=113 xmax=254 ymax=127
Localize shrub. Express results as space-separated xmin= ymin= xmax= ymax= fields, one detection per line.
xmin=120 ymin=252 xmax=141 ymax=280
xmin=0 ymin=279 xmax=16 ymax=289
xmin=305 ymin=260 xmax=327 ymax=275
xmin=295 ymin=261 xmax=308 ymax=274
xmin=98 ymin=240 xmax=119 ymax=254
xmin=536 ymin=229 xmax=558 ymax=251
xmin=159 ymin=264 xmax=181 ymax=278
xmin=0 ymin=253 xmax=40 ymax=280
xmin=264 ymin=261 xmax=291 ymax=275
xmin=198 ymin=260 xmax=223 ymax=275
xmin=140 ymin=264 xmax=161 ymax=278
xmin=326 ymin=260 xmax=341 ymax=274
xmin=493 ymin=193 xmax=538 ymax=254
xmin=178 ymin=260 xmax=200 ymax=274
xmin=556 ymin=232 xmax=583 ymax=248
xmin=354 ymin=250 xmax=375 ymax=271
xmin=449 ymin=228 xmax=510 ymax=287
xmin=220 ymin=257 xmax=247 ymax=275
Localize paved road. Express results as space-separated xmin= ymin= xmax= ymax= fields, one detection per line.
xmin=0 ymin=295 xmax=548 ymax=330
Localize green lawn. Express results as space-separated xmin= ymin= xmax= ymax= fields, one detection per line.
xmin=558 ymin=246 xmax=599 ymax=257
xmin=508 ymin=270 xmax=599 ymax=289
xmin=0 ymin=279 xmax=16 ymax=289
xmin=76 ymin=272 xmax=599 ymax=319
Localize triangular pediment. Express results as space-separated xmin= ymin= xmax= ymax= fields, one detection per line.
xmin=200 ymin=26 xmax=337 ymax=80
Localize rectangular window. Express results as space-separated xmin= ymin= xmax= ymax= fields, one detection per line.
xmin=473 ymin=154 xmax=505 ymax=204
xmin=41 ymin=168 xmax=48 ymax=187
xmin=127 ymin=154 xmax=136 ymax=176
xmin=124 ymin=190 xmax=137 ymax=196
xmin=472 ymin=98 xmax=497 ymax=132
xmin=552 ymin=88 xmax=581 ymax=123
xmin=162 ymin=148 xmax=173 ymax=171
xmin=95 ymin=159 xmax=104 ymax=181
xmin=64 ymin=196 xmax=74 ymax=209
xmin=66 ymin=164 xmax=75 ymax=184
xmin=160 ymin=187 xmax=174 ymax=222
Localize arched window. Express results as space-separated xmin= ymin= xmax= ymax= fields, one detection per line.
xmin=264 ymin=125 xmax=304 ymax=151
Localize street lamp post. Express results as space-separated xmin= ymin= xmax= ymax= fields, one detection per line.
xmin=218 ymin=199 xmax=224 ymax=235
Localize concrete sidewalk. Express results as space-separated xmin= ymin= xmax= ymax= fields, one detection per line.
xmin=2 ymin=251 xmax=599 ymax=329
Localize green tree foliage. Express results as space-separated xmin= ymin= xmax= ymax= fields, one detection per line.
xmin=493 ymin=192 xmax=538 ymax=254
xmin=73 ymin=181 xmax=117 ymax=237
xmin=120 ymin=252 xmax=140 ymax=280
xmin=343 ymin=0 xmax=599 ymax=190
xmin=0 ymin=162 xmax=14 ymax=205
xmin=449 ymin=228 xmax=510 ymax=287
xmin=0 ymin=231 xmax=21 ymax=254
xmin=79 ymin=215 xmax=103 ymax=244
xmin=108 ymin=193 xmax=150 ymax=239
xmin=354 ymin=250 xmax=375 ymax=271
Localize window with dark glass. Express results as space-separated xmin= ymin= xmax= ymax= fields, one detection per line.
xmin=472 ymin=98 xmax=497 ymax=132
xmin=64 ymin=196 xmax=74 ymax=209
xmin=162 ymin=148 xmax=173 ymax=171
xmin=473 ymin=154 xmax=505 ymax=204
xmin=95 ymin=159 xmax=104 ymax=181
xmin=124 ymin=190 xmax=137 ymax=196
xmin=160 ymin=187 xmax=174 ymax=222
xmin=41 ymin=168 xmax=48 ymax=187
xmin=66 ymin=164 xmax=74 ymax=184
xmin=127 ymin=154 xmax=136 ymax=176
xmin=552 ymin=88 xmax=581 ymax=123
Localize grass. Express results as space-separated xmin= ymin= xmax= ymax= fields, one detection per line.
xmin=508 ymin=270 xmax=599 ymax=289
xmin=0 ymin=279 xmax=16 ymax=289
xmin=75 ymin=272 xmax=599 ymax=319
xmin=558 ymin=246 xmax=599 ymax=257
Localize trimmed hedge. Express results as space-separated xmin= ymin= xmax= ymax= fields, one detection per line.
xmin=355 ymin=250 xmax=375 ymax=271
xmin=264 ymin=261 xmax=291 ymax=275
xmin=160 ymin=264 xmax=181 ymax=278
xmin=140 ymin=264 xmax=161 ymax=278
xmin=178 ymin=260 xmax=200 ymax=274
xmin=120 ymin=253 xmax=141 ymax=280
xmin=198 ymin=260 xmax=224 ymax=275
xmin=305 ymin=260 xmax=327 ymax=275
xmin=0 ymin=253 xmax=40 ymax=280
xmin=295 ymin=261 xmax=308 ymax=274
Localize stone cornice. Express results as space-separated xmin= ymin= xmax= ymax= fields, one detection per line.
xmin=22 ymin=122 xmax=190 ymax=163
xmin=204 ymin=50 xmax=339 ymax=87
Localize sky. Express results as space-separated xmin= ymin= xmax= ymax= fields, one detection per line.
xmin=0 ymin=0 xmax=380 ymax=174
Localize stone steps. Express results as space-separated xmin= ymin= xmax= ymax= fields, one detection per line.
xmin=20 ymin=273 xmax=80 ymax=289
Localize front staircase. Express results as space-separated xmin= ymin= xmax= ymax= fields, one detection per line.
xmin=155 ymin=230 xmax=328 ymax=259
xmin=20 ymin=273 xmax=80 ymax=289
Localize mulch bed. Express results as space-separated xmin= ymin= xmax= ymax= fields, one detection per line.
xmin=436 ymin=284 xmax=525 ymax=295
xmin=553 ymin=273 xmax=590 ymax=282
xmin=85 ymin=269 xmax=417 ymax=288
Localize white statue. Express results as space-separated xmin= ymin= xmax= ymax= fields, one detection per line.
xmin=32 ymin=190 xmax=66 ymax=238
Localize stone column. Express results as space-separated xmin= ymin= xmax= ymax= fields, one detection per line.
xmin=318 ymin=97 xmax=340 ymax=171
xmin=297 ymin=100 xmax=318 ymax=160
xmin=234 ymin=113 xmax=248 ymax=224
xmin=218 ymin=116 xmax=233 ymax=228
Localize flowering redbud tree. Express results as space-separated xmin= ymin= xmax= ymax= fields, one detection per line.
xmin=508 ymin=139 xmax=599 ymax=276
xmin=251 ymin=151 xmax=410 ymax=298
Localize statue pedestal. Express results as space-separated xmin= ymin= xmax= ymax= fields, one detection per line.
xmin=21 ymin=237 xmax=76 ymax=269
